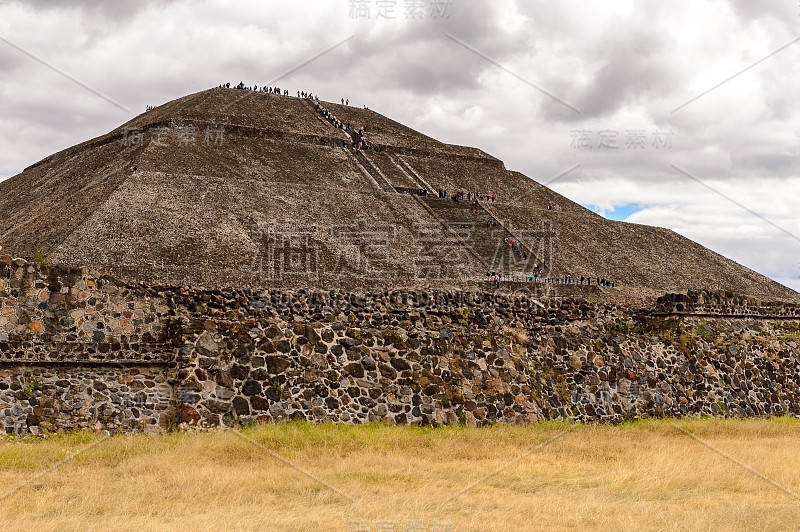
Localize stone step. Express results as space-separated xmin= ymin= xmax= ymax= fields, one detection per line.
xmin=391 ymin=153 xmax=435 ymax=191
xmin=353 ymin=150 xmax=395 ymax=193
xmin=420 ymin=196 xmax=538 ymax=273
xmin=363 ymin=151 xmax=418 ymax=189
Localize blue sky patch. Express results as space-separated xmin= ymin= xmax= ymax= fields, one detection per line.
xmin=583 ymin=203 xmax=644 ymax=221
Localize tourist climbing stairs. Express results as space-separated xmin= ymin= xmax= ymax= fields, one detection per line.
xmin=420 ymin=195 xmax=545 ymax=276
xmin=298 ymin=95 xmax=545 ymax=277
xmin=299 ymin=97 xmax=337 ymax=131
xmin=476 ymin=202 xmax=551 ymax=276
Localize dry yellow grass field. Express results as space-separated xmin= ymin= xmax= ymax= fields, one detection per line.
xmin=1 ymin=418 xmax=799 ymax=531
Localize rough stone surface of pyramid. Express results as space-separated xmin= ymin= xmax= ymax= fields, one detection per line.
xmin=0 ymin=88 xmax=796 ymax=302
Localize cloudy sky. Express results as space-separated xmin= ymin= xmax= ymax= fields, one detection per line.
xmin=1 ymin=0 xmax=799 ymax=291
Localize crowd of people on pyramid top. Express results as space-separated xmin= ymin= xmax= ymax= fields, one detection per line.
xmin=219 ymin=82 xmax=293 ymax=95
xmin=217 ymin=82 xmax=381 ymax=149
xmin=219 ymin=83 xmax=364 ymax=110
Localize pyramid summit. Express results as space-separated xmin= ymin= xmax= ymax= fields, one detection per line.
xmin=0 ymin=87 xmax=796 ymax=302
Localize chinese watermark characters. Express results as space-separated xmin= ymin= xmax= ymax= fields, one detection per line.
xmin=121 ymin=126 xmax=224 ymax=148
xmin=250 ymin=224 xmax=320 ymax=280
xmin=348 ymin=517 xmax=451 ymax=531
xmin=348 ymin=0 xmax=453 ymax=20
xmin=570 ymin=128 xmax=674 ymax=150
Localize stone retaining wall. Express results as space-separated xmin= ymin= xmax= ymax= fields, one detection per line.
xmin=0 ymin=256 xmax=170 ymax=344
xmin=1 ymin=257 xmax=799 ymax=435
xmin=654 ymin=290 xmax=800 ymax=316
